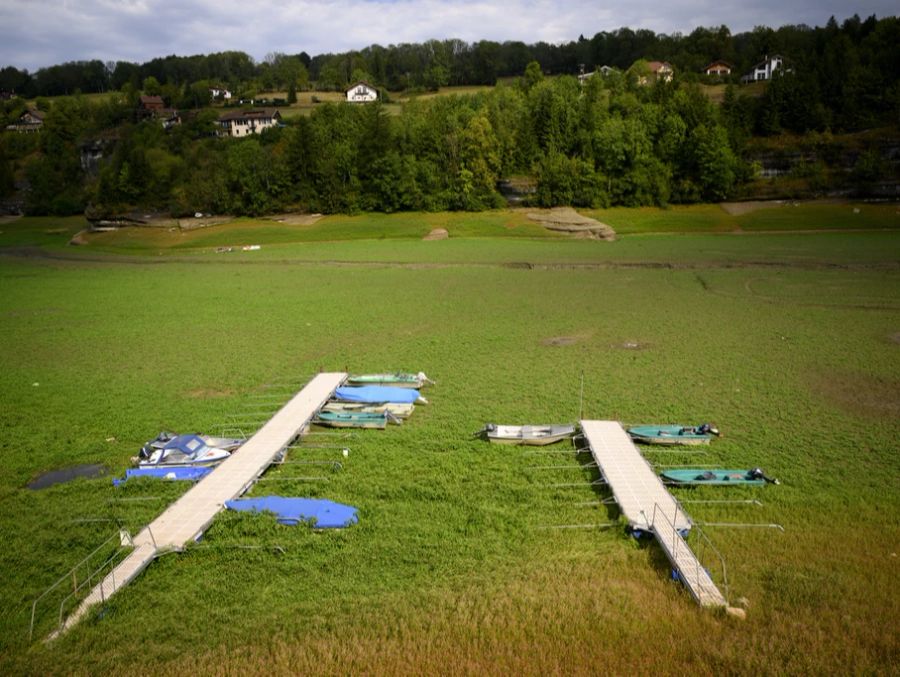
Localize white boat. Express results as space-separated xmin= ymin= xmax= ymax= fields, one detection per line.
xmin=346 ymin=372 xmax=435 ymax=388
xmin=138 ymin=434 xmax=231 ymax=467
xmin=479 ymin=423 xmax=577 ymax=446
xmin=322 ymin=401 xmax=415 ymax=418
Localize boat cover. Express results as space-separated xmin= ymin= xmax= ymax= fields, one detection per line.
xmin=334 ymin=386 xmax=420 ymax=404
xmin=112 ymin=466 xmax=213 ymax=486
xmin=225 ymin=496 xmax=359 ymax=528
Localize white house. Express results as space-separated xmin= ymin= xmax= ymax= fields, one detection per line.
xmin=346 ymin=82 xmax=378 ymax=103
xmin=578 ymin=66 xmax=617 ymax=84
xmin=209 ymin=87 xmax=232 ymax=100
xmin=218 ymin=109 xmax=281 ymax=137
xmin=742 ymin=55 xmax=785 ymax=83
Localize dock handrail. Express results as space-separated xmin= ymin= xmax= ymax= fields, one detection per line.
xmin=650 ymin=502 xmax=729 ymax=605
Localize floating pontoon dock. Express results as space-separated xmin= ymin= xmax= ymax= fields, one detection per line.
xmin=580 ymin=420 xmax=727 ymax=608
xmin=53 ymin=372 xmax=347 ymax=636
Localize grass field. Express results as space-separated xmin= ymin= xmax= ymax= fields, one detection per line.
xmin=0 ymin=206 xmax=898 ymax=674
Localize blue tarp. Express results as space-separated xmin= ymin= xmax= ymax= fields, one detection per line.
xmin=333 ymin=386 xmax=419 ymax=404
xmin=112 ymin=466 xmax=213 ymax=486
xmin=225 ymin=496 xmax=358 ymax=528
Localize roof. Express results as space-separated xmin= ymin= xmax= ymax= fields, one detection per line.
xmin=22 ymin=108 xmax=45 ymax=120
xmin=139 ymin=95 xmax=164 ymax=106
xmin=218 ymin=108 xmax=281 ymax=122
xmin=646 ymin=61 xmax=673 ymax=73
xmin=704 ymin=60 xmax=733 ymax=69
xmin=346 ymin=81 xmax=375 ymax=92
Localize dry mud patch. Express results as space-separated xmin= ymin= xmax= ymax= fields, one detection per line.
xmin=808 ymin=370 xmax=900 ymax=420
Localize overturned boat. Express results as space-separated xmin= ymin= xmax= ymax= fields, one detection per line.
xmin=333 ymin=386 xmax=427 ymax=405
xmin=479 ymin=423 xmax=577 ymax=446
xmin=661 ymin=468 xmax=779 ymax=485
xmin=347 ymin=372 xmax=434 ymax=388
xmin=627 ymin=423 xmax=719 ymax=446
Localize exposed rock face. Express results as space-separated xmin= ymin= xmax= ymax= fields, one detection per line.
xmin=525 ymin=207 xmax=616 ymax=241
xmin=423 ymin=228 xmax=449 ymax=240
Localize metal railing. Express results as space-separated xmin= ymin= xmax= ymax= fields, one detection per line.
xmin=29 ymin=525 xmax=158 ymax=641
xmin=649 ymin=502 xmax=729 ymax=606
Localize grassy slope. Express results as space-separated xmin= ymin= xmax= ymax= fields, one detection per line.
xmin=0 ymin=211 xmax=898 ymax=673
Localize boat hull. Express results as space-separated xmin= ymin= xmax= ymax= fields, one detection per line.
xmin=483 ymin=424 xmax=576 ymax=446
xmin=627 ymin=424 xmax=715 ymax=446
xmin=661 ymin=469 xmax=767 ymax=485
xmin=322 ymin=402 xmax=414 ymax=418
xmin=314 ymin=411 xmax=392 ymax=429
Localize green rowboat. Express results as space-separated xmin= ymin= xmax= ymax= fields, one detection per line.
xmin=322 ymin=401 xmax=415 ymax=418
xmin=314 ymin=411 xmax=400 ymax=429
xmin=661 ymin=468 xmax=779 ymax=485
xmin=627 ymin=423 xmax=719 ymax=446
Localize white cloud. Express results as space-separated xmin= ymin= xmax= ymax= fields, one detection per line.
xmin=0 ymin=0 xmax=895 ymax=70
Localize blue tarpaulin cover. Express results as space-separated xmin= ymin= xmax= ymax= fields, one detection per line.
xmin=225 ymin=496 xmax=359 ymax=528
xmin=333 ymin=386 xmax=419 ymax=404
xmin=112 ymin=466 xmax=212 ymax=486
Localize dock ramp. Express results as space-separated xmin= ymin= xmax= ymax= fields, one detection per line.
xmin=53 ymin=372 xmax=347 ymax=636
xmin=580 ymin=420 xmax=726 ymax=608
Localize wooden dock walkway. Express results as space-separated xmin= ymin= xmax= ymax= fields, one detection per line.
xmin=54 ymin=372 xmax=347 ymax=636
xmin=580 ymin=420 xmax=726 ymax=608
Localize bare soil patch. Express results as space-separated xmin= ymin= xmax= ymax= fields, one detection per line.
xmin=888 ymin=332 xmax=900 ymax=345
xmin=177 ymin=215 xmax=234 ymax=230
xmin=719 ymin=198 xmax=847 ymax=216
xmin=260 ymin=213 xmax=324 ymax=226
xmin=525 ymin=208 xmax=616 ymax=241
xmin=614 ymin=340 xmax=650 ymax=350
xmin=68 ymin=230 xmax=88 ymax=246
xmin=0 ymin=215 xmax=22 ymax=226
xmin=542 ymin=335 xmax=580 ymax=346
xmin=809 ymin=370 xmax=900 ymax=420
xmin=423 ymin=228 xmax=449 ymax=241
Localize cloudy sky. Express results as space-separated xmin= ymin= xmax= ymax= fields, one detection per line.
xmin=1 ymin=0 xmax=895 ymax=71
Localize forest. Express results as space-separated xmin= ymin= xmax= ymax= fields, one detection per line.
xmin=1 ymin=15 xmax=898 ymax=217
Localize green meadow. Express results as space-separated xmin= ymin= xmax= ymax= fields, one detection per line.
xmin=0 ymin=204 xmax=898 ymax=674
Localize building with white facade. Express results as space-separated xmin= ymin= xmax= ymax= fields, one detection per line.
xmin=346 ymin=82 xmax=378 ymax=103
xmin=218 ymin=109 xmax=282 ymax=137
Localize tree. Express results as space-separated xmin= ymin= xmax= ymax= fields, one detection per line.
xmin=142 ymin=76 xmax=161 ymax=95
xmin=522 ymin=61 xmax=543 ymax=91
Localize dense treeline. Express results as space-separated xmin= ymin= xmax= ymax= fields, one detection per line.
xmin=2 ymin=14 xmax=898 ymax=132
xmin=1 ymin=15 xmax=898 ymax=216
xmin=4 ymin=71 xmax=748 ymax=215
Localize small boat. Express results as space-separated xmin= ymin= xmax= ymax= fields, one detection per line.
xmin=138 ymin=434 xmax=231 ymax=467
xmin=139 ymin=431 xmax=244 ymax=458
xmin=347 ymin=372 xmax=434 ymax=388
xmin=314 ymin=410 xmax=400 ymax=429
xmin=661 ymin=468 xmax=779 ymax=485
xmin=333 ymin=386 xmax=427 ymax=405
xmin=322 ymin=401 xmax=415 ymax=418
xmin=479 ymin=423 xmax=576 ymax=446
xmin=627 ymin=423 xmax=719 ymax=446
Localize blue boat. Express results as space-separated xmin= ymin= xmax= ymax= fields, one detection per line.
xmin=333 ymin=386 xmax=426 ymax=404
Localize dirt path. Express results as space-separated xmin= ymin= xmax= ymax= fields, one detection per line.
xmin=2 ymin=245 xmax=897 ymax=273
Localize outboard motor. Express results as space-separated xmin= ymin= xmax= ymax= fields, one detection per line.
xmin=698 ymin=423 xmax=720 ymax=436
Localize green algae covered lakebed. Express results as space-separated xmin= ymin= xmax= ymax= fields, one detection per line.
xmin=0 ymin=211 xmax=898 ymax=674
